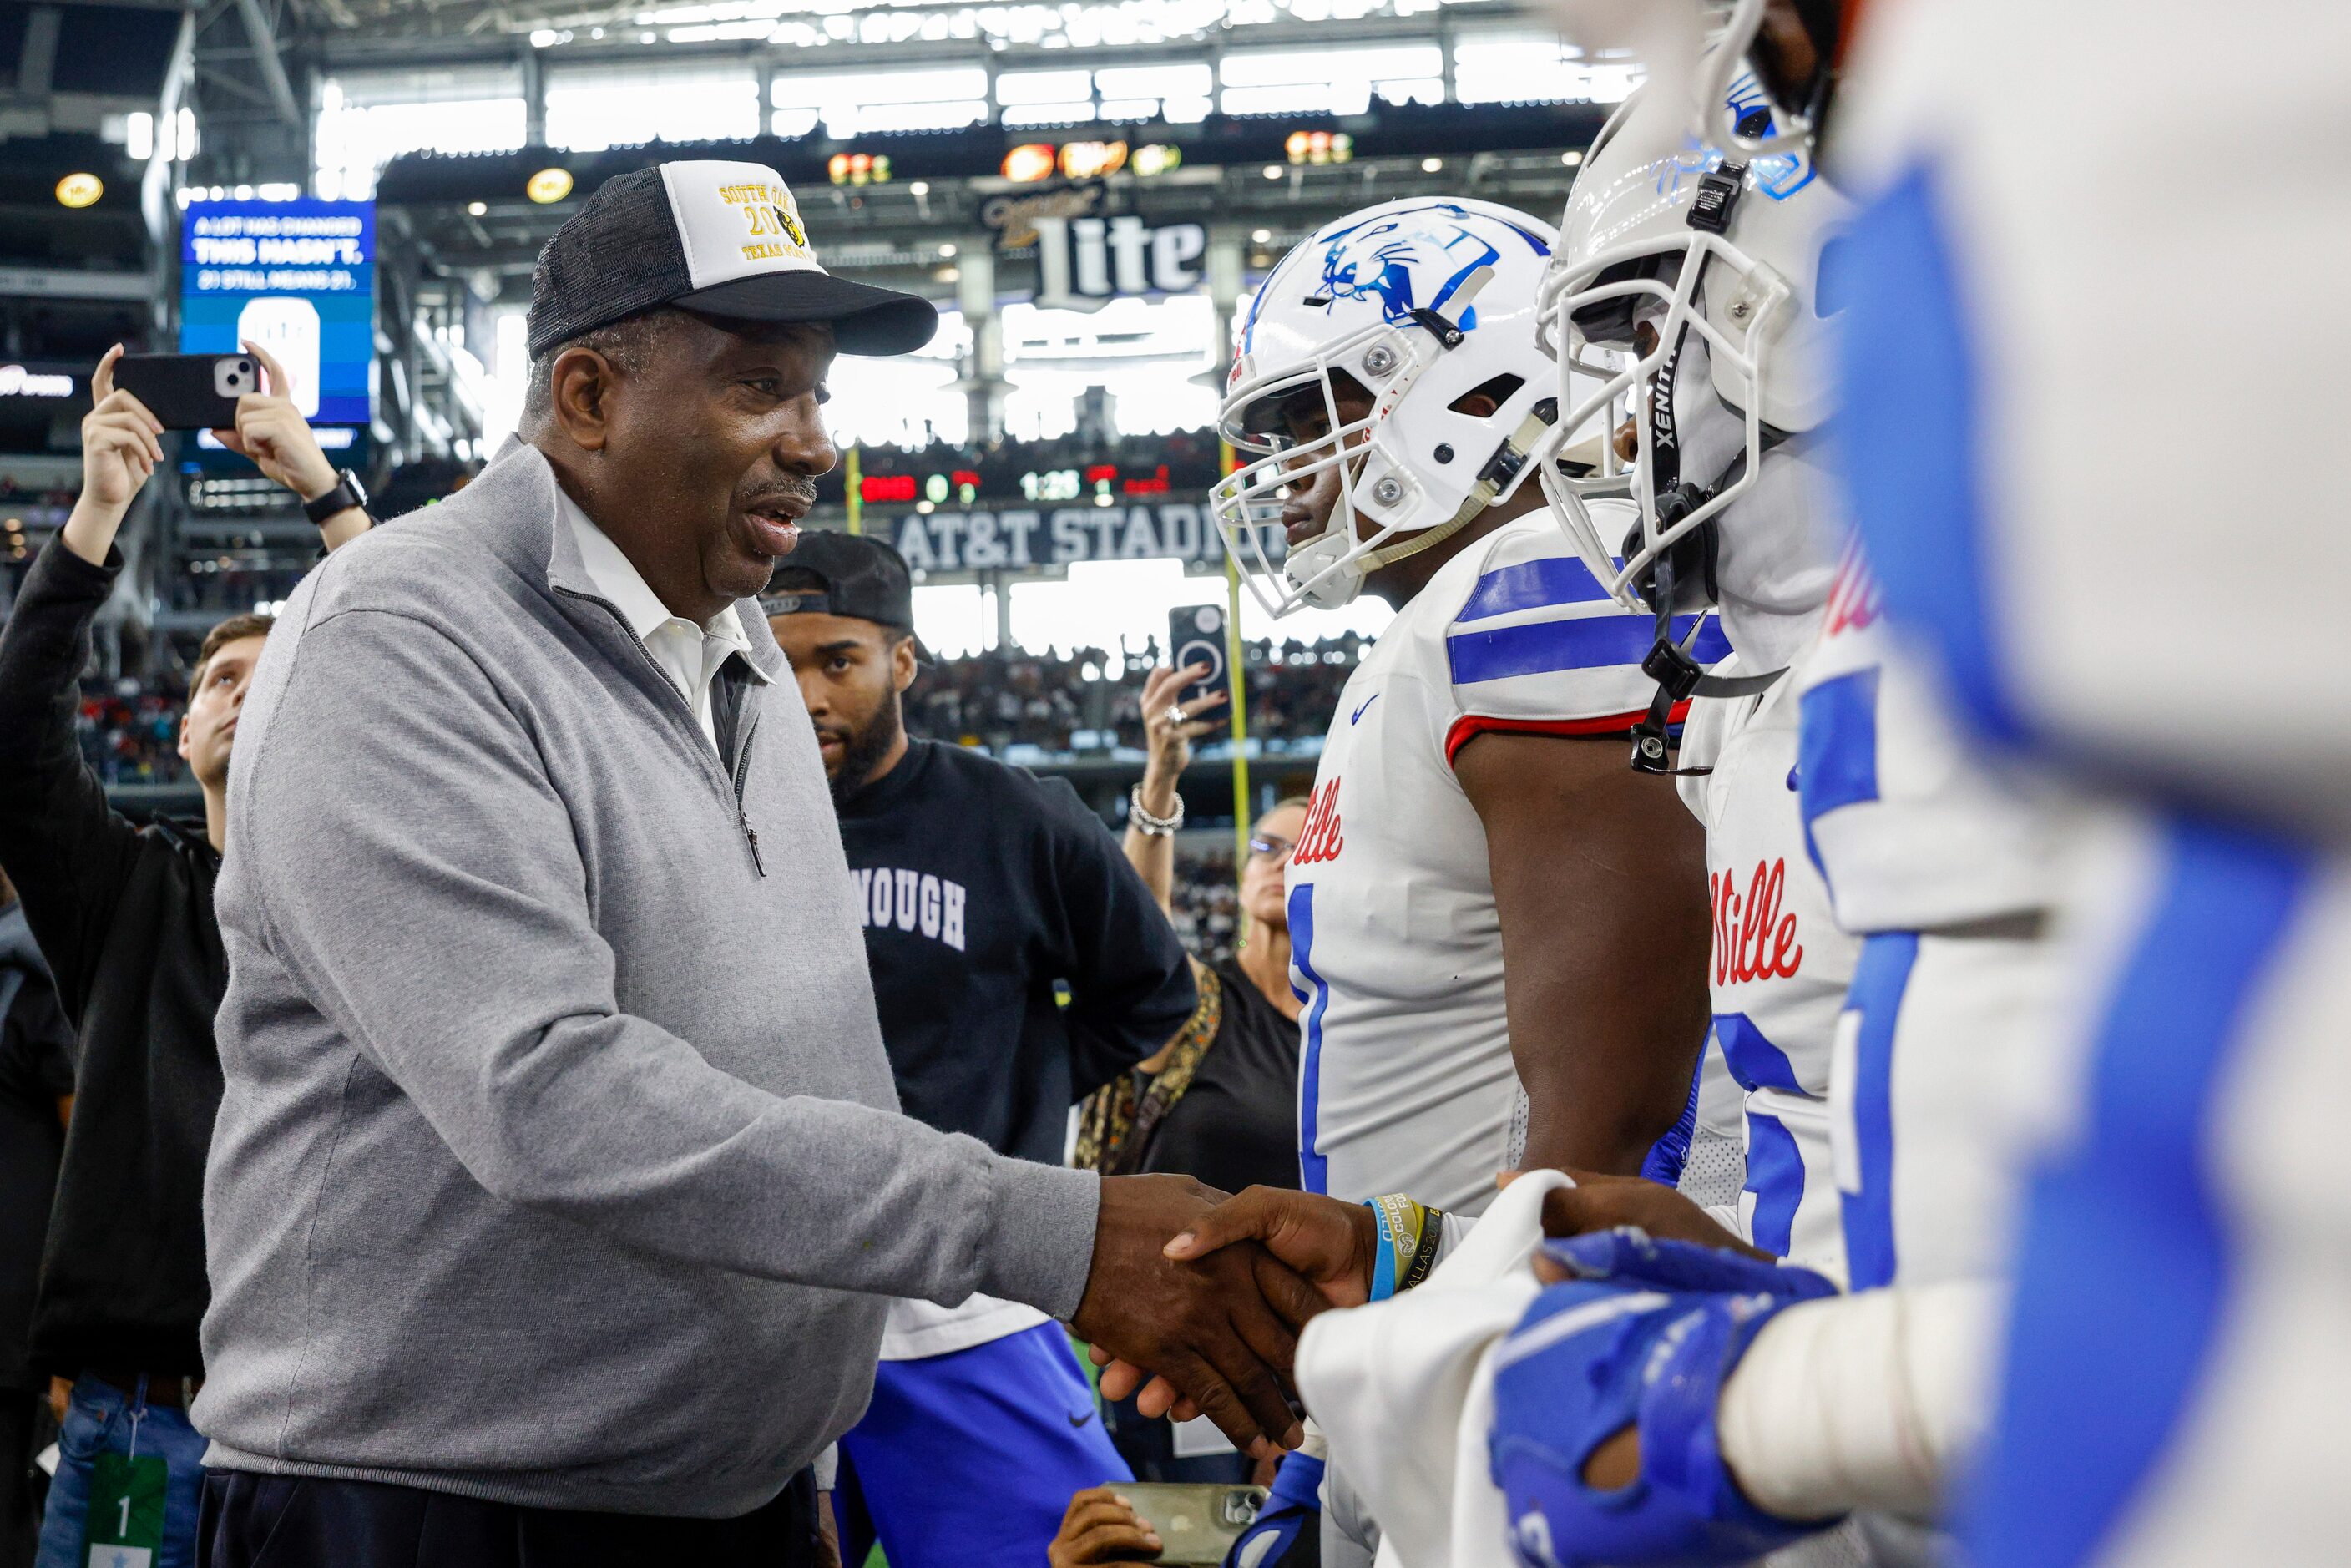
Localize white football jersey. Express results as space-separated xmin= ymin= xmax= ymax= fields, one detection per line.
xmin=1676 ymin=654 xmax=1858 ymax=1283
xmin=1286 ymin=513 xmax=1696 ymax=1215
xmin=1794 ymin=549 xmax=2070 ymax=935
xmin=1797 ymin=548 xmax=2082 ymax=1291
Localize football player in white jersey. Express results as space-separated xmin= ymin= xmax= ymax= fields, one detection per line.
xmin=1821 ymin=3 xmax=2351 ymax=1564
xmin=1522 ymin=68 xmax=1861 ymax=1285
xmin=1213 ymin=196 xmax=1715 ymax=1215
xmin=1115 ymin=195 xmax=1719 ymax=1566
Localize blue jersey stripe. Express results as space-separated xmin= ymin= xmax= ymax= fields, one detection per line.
xmin=1742 ymin=1110 xmax=1804 ymax=1259
xmin=1838 ymin=160 xmax=2021 ymax=744
xmin=1287 ymin=883 xmax=1332 ymax=1195
xmin=1839 ymin=932 xmax=1918 ymax=1291
xmin=1456 ymin=556 xmax=1610 ymax=622
xmin=1968 ymin=819 xmax=2312 ymax=1568
xmin=1639 ymin=1050 xmax=1706 ymax=1186
xmin=1714 ymin=1012 xmax=1806 ymax=1095
xmin=1446 ymin=612 xmax=1730 ymax=686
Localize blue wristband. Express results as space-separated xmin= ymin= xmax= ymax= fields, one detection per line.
xmin=1366 ymin=1200 xmax=1399 ymax=1302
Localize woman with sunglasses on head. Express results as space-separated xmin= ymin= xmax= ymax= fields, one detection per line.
xmin=1074 ymin=664 xmax=1306 ymax=1485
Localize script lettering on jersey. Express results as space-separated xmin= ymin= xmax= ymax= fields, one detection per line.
xmin=1293 ymin=777 xmax=1346 ymax=865
xmin=852 ymin=867 xmax=968 ymax=952
xmin=1711 ymin=858 xmax=1804 ymax=984
xmin=1820 ymin=543 xmax=1883 ymax=639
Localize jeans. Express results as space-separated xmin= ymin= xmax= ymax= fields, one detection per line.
xmin=36 ymin=1376 xmax=205 ymax=1568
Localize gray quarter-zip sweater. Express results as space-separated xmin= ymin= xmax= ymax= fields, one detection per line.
xmin=195 ymin=438 xmax=1101 ymax=1516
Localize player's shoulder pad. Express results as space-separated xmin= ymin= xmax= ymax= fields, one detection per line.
xmin=1443 ymin=515 xmax=1620 ymax=635
xmin=1431 ymin=518 xmax=1666 ymax=756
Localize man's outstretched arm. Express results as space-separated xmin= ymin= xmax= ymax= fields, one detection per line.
xmin=1454 ymin=730 xmax=1713 ymax=1176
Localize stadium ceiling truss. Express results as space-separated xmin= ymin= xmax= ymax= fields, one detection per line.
xmin=306 ymin=0 xmax=1497 ymax=53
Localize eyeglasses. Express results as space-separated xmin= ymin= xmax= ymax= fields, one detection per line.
xmin=1247 ymin=832 xmax=1296 ymax=861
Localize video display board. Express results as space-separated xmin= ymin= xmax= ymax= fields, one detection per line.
xmin=180 ymin=198 xmax=375 ymax=427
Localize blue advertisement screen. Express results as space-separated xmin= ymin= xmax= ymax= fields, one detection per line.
xmin=179 ymin=199 xmax=374 ymax=427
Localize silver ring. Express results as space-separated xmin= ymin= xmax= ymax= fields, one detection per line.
xmin=1161 ymin=704 xmax=1190 ymax=729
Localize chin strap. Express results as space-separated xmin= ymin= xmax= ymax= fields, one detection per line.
xmin=1625 ymin=351 xmax=1786 ymax=774
xmin=1358 ymin=400 xmax=1559 ymax=575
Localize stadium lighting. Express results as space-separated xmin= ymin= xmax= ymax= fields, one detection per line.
xmin=1562 ymin=149 xmax=1583 ymax=166
xmin=1261 ymin=164 xmax=1282 ymax=180
xmin=1422 ymin=157 xmax=1443 ymax=173
xmin=1251 ymin=228 xmax=1272 ymax=243
xmin=126 ymin=112 xmax=154 ymax=161
xmin=468 ymin=201 xmax=488 ymax=215
xmin=527 ymin=167 xmax=574 ymax=204
xmin=54 ymin=174 xmax=102 ymax=209
xmin=940 ymin=243 xmax=957 ymax=258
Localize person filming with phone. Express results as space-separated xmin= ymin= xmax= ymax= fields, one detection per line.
xmin=0 ymin=340 xmax=369 ymax=1568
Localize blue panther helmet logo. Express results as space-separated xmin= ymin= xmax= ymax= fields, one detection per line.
xmin=1313 ymin=205 xmax=1509 ymax=331
xmin=1652 ymin=73 xmax=1815 ymax=203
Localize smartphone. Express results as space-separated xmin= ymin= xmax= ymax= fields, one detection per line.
xmin=1114 ymin=1483 xmax=1267 ymax=1565
xmin=1167 ymin=604 xmax=1232 ymax=723
xmin=112 ymin=352 xmax=260 ymax=430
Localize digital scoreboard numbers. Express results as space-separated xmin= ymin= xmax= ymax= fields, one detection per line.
xmin=180 ymin=199 xmax=375 ymax=427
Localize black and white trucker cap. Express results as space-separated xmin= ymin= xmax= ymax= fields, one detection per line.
xmin=525 ymin=160 xmax=938 ymax=359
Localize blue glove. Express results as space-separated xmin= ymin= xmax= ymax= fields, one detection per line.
xmin=1225 ymin=1451 xmax=1322 ymax=1568
xmin=1488 ymin=1228 xmax=1841 ymax=1567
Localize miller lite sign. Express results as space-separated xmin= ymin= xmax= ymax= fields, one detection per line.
xmin=1029 ymin=214 xmax=1207 ymax=312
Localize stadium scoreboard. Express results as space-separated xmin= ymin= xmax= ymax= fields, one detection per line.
xmin=857 ymin=463 xmax=1178 ymax=508
xmin=180 ymin=198 xmax=375 ymax=427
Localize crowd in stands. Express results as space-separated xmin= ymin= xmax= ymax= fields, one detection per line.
xmin=58 ymin=633 xmax=1365 ymax=789
xmin=907 ymin=634 xmax=1362 ymax=753
xmin=1166 ymin=845 xmax=1243 ymax=966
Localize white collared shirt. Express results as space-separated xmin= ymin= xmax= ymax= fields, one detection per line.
xmin=558 ymin=490 xmax=762 ymax=755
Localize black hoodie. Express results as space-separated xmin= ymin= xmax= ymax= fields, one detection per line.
xmin=833 ymin=737 xmax=1196 ymax=1166
xmin=0 ymin=541 xmax=225 ymax=1377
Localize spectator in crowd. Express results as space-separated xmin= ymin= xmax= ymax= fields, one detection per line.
xmin=1078 ymin=663 xmax=1308 ymax=1484
xmin=0 ymin=866 xmax=71 ymax=1568
xmin=766 ymin=532 xmax=1195 ymax=1568
xmin=0 ymin=342 xmax=368 ymax=1568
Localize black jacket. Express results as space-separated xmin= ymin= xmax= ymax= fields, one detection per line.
xmin=0 ymin=541 xmax=225 ymax=1376
xmin=0 ymin=900 xmax=73 ymax=1390
xmin=834 ymin=738 xmax=1196 ymax=1166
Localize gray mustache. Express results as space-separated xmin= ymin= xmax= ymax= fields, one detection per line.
xmin=746 ymin=479 xmax=818 ymax=512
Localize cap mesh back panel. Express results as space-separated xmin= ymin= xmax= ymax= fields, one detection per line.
xmin=527 ymin=166 xmax=695 ymax=357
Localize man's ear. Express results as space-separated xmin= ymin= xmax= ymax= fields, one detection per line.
xmin=548 ymin=347 xmax=617 ymax=453
xmin=892 ymin=635 xmax=918 ymax=695
xmin=176 ymin=710 xmax=194 ymax=761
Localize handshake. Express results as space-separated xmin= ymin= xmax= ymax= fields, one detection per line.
xmin=1070 ymin=1169 xmax=1756 ymax=1454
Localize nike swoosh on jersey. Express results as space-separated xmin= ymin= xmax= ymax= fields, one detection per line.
xmin=1352 ymin=693 xmax=1379 ymax=723
xmin=1067 ymin=1409 xmax=1096 ymax=1427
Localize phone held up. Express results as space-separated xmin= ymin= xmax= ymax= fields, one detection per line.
xmin=112 ymin=353 xmax=259 ymax=431
xmin=1111 ymin=1484 xmax=1268 ymax=1565
xmin=1167 ymin=604 xmax=1233 ymax=726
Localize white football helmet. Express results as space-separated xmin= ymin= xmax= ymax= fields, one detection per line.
xmin=1213 ymin=198 xmax=1561 ymax=617
xmin=1534 ymin=75 xmax=1852 ymax=615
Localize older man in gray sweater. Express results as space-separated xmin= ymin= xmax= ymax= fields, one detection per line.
xmin=191 ymin=161 xmax=1315 ymax=1568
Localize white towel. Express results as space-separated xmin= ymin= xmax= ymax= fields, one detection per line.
xmin=1294 ymin=1171 xmax=1571 ymax=1568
